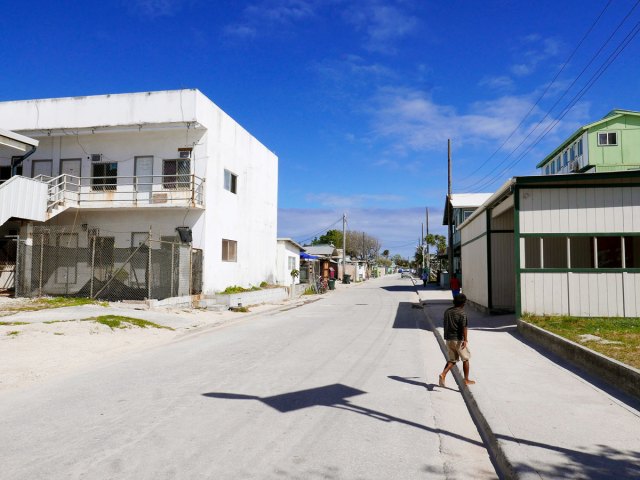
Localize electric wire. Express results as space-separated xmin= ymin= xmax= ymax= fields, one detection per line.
xmin=458 ymin=0 xmax=613 ymax=187
xmin=465 ymin=2 xmax=640 ymax=192
xmin=470 ymin=18 xmax=640 ymax=192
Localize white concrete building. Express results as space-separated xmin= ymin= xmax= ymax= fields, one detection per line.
xmin=0 ymin=89 xmax=278 ymax=296
xmin=276 ymin=238 xmax=303 ymax=286
xmin=458 ymin=171 xmax=640 ymax=318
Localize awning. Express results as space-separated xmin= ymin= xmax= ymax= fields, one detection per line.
xmin=300 ymin=252 xmax=318 ymax=260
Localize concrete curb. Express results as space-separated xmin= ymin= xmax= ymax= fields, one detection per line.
xmin=517 ymin=319 xmax=640 ymax=402
xmin=411 ymin=279 xmax=514 ymax=480
xmin=420 ymin=302 xmax=515 ymax=480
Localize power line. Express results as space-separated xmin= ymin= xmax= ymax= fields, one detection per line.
xmin=470 ymin=18 xmax=640 ymax=192
xmin=458 ymin=0 xmax=613 ymax=187
xmin=465 ymin=2 xmax=640 ymax=192
xmin=295 ymin=217 xmax=343 ymax=244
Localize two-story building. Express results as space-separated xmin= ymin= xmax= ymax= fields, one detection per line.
xmin=0 ymin=89 xmax=278 ymax=298
xmin=442 ymin=193 xmax=492 ymax=279
xmin=537 ymin=109 xmax=640 ymax=175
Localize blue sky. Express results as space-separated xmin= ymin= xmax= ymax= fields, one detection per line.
xmin=2 ymin=0 xmax=640 ymax=257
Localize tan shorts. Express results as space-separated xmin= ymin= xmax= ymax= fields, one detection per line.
xmin=446 ymin=340 xmax=471 ymax=362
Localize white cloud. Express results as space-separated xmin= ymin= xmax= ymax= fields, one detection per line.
xmin=510 ymin=36 xmax=561 ymax=77
xmin=224 ymin=0 xmax=318 ymax=38
xmin=479 ymin=76 xmax=514 ymax=90
xmin=368 ymin=86 xmax=590 ymax=156
xmin=343 ymin=1 xmax=419 ymax=54
xmin=305 ymin=192 xmax=405 ymax=208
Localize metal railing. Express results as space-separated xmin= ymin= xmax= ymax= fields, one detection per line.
xmin=34 ymin=174 xmax=205 ymax=211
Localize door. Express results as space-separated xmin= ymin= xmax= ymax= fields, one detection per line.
xmin=135 ymin=156 xmax=153 ymax=194
xmin=31 ymin=160 xmax=52 ymax=179
xmin=60 ymin=159 xmax=81 ymax=192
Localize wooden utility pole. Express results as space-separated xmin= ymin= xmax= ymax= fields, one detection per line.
xmin=447 ymin=139 xmax=454 ymax=278
xmin=342 ymin=213 xmax=346 ymax=280
xmin=426 ymin=207 xmax=430 ymax=273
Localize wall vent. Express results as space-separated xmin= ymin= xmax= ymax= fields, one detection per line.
xmin=90 ymin=154 xmax=102 ymax=162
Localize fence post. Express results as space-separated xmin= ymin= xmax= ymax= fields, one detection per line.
xmin=147 ymin=228 xmax=152 ymax=300
xmin=14 ymin=238 xmax=20 ymax=297
xmin=170 ymin=242 xmax=175 ymax=298
xmin=38 ymin=233 xmax=44 ymax=297
xmin=189 ymin=246 xmax=193 ymax=295
xmin=90 ymin=235 xmax=96 ymax=297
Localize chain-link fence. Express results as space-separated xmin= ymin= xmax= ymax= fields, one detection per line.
xmin=15 ymin=226 xmax=202 ymax=301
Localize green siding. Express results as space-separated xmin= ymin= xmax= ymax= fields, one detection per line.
xmin=587 ymin=115 xmax=640 ymax=170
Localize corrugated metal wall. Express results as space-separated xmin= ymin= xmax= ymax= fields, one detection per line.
xmin=0 ymin=176 xmax=47 ymax=226
xmin=460 ymin=210 xmax=488 ymax=308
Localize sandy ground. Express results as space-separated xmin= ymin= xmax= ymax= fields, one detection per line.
xmin=0 ymin=295 xmax=317 ymax=394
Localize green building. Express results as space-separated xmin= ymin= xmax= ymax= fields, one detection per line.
xmin=537 ymin=109 xmax=640 ymax=175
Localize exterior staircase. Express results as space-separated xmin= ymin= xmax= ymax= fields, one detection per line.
xmin=0 ymin=175 xmax=72 ymax=228
xmin=0 ymin=176 xmax=48 ymax=227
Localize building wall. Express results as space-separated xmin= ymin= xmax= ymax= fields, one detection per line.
xmin=0 ymin=90 xmax=278 ymax=296
xmin=276 ymin=242 xmax=300 ymax=286
xmin=519 ymin=186 xmax=640 ymax=234
xmin=519 ymin=186 xmax=640 ymax=317
xmin=587 ymin=115 xmax=640 ymax=169
xmin=194 ymin=92 xmax=278 ymax=292
xmin=460 ymin=210 xmax=488 ymax=307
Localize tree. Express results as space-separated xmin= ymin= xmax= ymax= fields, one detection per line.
xmin=312 ymin=229 xmax=343 ymax=246
xmin=382 ymin=249 xmax=389 ymax=257
xmin=425 ymin=234 xmax=447 ymax=256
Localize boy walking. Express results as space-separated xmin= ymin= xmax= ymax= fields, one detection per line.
xmin=439 ymin=293 xmax=475 ymax=387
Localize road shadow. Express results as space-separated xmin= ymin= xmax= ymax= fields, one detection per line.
xmin=203 ymin=382 xmax=483 ymax=447
xmin=381 ymin=285 xmax=418 ymax=292
xmin=391 ymin=302 xmax=430 ymax=329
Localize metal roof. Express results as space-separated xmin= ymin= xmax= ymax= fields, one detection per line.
xmin=303 ymin=244 xmax=337 ymax=256
xmin=442 ymin=193 xmax=493 ymax=225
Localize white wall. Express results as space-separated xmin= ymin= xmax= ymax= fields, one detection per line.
xmin=521 ymin=272 xmax=640 ymax=317
xmin=520 ymin=186 xmax=640 ymax=234
xmin=276 ymin=241 xmax=300 ymax=286
xmin=0 ymin=90 xmax=278 ymax=296
xmin=460 ymin=210 xmax=488 ymax=308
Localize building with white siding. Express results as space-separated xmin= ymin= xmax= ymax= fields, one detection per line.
xmin=458 ymin=171 xmax=640 ymax=317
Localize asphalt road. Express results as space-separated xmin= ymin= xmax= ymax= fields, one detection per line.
xmin=0 ymin=276 xmax=496 ymax=479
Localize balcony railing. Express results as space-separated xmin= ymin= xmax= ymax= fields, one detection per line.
xmin=35 ymin=174 xmax=205 ymax=212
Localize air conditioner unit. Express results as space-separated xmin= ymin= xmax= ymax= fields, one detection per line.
xmin=90 ymin=154 xmax=102 ymax=162
xmin=569 ymin=160 xmax=579 ymax=172
xmin=178 ymin=148 xmax=192 ymax=159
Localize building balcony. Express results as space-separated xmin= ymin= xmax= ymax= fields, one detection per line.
xmin=37 ymin=174 xmax=205 ymax=213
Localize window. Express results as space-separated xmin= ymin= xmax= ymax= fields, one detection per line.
xmin=545 ymin=165 xmax=550 ymax=175
xmin=570 ymin=145 xmax=575 ymax=162
xmin=463 ymin=210 xmax=473 ymax=221
xmin=163 ymin=159 xmax=190 ymax=189
xmin=543 ymin=237 xmax=567 ymax=268
xmin=624 ymin=237 xmax=640 ymax=268
xmin=570 ymin=237 xmax=594 ymax=268
xmin=288 ymin=256 xmax=296 ymax=271
xmin=224 ymin=169 xmax=238 ymax=193
xmin=556 ymin=157 xmax=561 ymax=171
xmin=562 ymin=151 xmax=568 ymax=166
xmin=91 ymin=163 xmax=117 ymax=191
xmin=596 ymin=236 xmax=622 ymax=268
xmin=598 ymin=132 xmax=617 ymax=146
xmin=524 ymin=238 xmax=541 ymax=268
xmin=551 ymin=162 xmax=556 ymax=174
xmin=222 ymin=239 xmax=237 ymax=262
xmin=577 ymin=139 xmax=583 ymax=156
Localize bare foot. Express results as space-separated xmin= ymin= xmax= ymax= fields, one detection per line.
xmin=438 ymin=374 xmax=446 ymax=387
xmin=465 ymin=379 xmax=476 ymax=385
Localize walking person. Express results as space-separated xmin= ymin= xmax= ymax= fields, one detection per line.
xmin=449 ymin=272 xmax=461 ymax=298
xmin=439 ymin=293 xmax=475 ymax=387
xmin=421 ymin=270 xmax=428 ymax=287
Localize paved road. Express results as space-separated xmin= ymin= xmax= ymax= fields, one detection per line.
xmin=0 ymin=276 xmax=496 ymax=479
